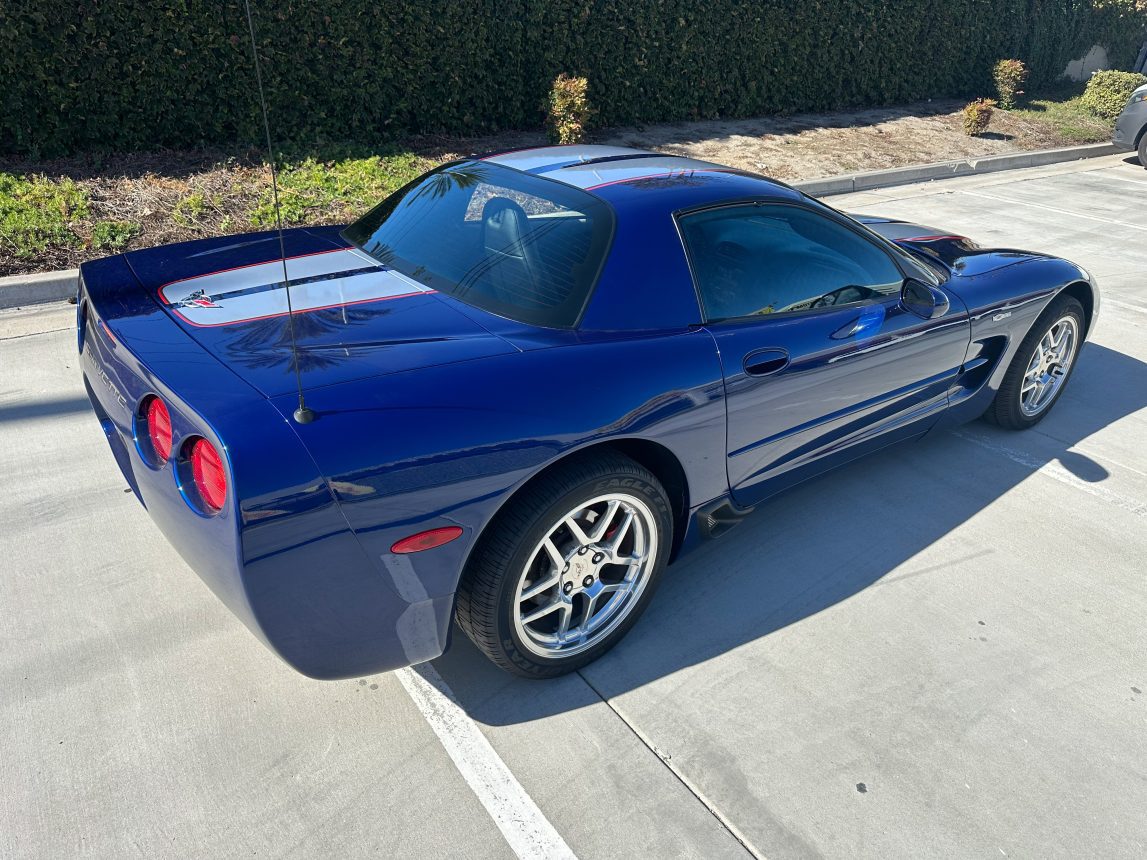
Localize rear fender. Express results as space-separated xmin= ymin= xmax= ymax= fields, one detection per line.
xmin=277 ymin=327 xmax=729 ymax=604
xmin=80 ymin=254 xmax=449 ymax=679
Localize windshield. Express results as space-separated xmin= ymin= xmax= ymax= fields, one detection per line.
xmin=343 ymin=161 xmax=614 ymax=328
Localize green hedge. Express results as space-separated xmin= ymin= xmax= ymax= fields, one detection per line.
xmin=3 ymin=0 xmax=1145 ymax=157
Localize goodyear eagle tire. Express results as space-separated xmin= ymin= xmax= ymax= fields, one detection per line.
xmin=455 ymin=452 xmax=672 ymax=678
xmin=984 ymin=294 xmax=1084 ymax=430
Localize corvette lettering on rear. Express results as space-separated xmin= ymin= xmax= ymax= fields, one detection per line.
xmin=87 ymin=355 xmax=127 ymax=413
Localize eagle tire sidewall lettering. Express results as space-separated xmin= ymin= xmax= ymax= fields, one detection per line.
xmin=595 ymin=475 xmax=642 ymax=492
xmin=456 ymin=452 xmax=673 ymax=679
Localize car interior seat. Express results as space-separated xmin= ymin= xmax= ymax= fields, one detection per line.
xmin=481 ymin=197 xmax=541 ymax=304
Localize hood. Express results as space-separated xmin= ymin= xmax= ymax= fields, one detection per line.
xmin=123 ymin=226 xmax=517 ymax=397
xmin=853 ymin=214 xmax=1049 ymax=277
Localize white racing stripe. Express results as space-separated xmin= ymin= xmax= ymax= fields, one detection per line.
xmin=396 ymin=663 xmax=578 ymax=860
xmin=159 ymin=248 xmax=429 ymax=327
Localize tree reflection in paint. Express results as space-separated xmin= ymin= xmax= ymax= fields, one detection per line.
xmin=221 ymin=304 xmax=391 ymax=375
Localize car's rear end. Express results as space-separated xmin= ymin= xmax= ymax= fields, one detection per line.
xmin=78 ymin=248 xmax=454 ymax=679
xmin=79 ymin=252 xmax=252 ymax=614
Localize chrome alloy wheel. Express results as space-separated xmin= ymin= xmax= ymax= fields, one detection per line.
xmin=512 ymin=493 xmax=658 ymax=659
xmin=1020 ymin=315 xmax=1079 ymax=417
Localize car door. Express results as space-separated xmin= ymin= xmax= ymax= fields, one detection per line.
xmin=676 ymin=201 xmax=970 ymax=508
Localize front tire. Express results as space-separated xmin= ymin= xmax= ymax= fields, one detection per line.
xmin=455 ymin=452 xmax=672 ymax=678
xmin=983 ymin=294 xmax=1084 ymax=430
xmin=1138 ymin=132 xmax=1147 ymax=168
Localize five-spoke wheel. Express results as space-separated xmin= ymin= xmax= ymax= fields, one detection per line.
xmin=456 ymin=452 xmax=672 ymax=678
xmin=513 ymin=494 xmax=657 ymax=659
xmin=1019 ymin=315 xmax=1078 ymax=418
xmin=985 ymin=294 xmax=1085 ymax=429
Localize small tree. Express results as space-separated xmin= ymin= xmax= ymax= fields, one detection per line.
xmin=547 ymin=74 xmax=591 ymax=145
xmin=963 ymin=99 xmax=996 ymax=135
xmin=992 ymin=59 xmax=1028 ymax=109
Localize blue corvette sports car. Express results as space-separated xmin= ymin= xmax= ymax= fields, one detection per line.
xmin=79 ymin=145 xmax=1098 ymax=679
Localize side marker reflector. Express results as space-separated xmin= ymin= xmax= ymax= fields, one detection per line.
xmin=391 ymin=526 xmax=464 ymax=554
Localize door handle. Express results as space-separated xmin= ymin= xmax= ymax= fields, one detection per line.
xmin=743 ymin=348 xmax=790 ymax=377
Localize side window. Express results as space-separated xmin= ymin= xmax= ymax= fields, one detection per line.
xmin=678 ymin=204 xmax=904 ymax=321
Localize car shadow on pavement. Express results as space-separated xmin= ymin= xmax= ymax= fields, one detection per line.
xmin=428 ymin=342 xmax=1147 ymax=725
xmin=0 ymin=395 xmax=93 ymax=424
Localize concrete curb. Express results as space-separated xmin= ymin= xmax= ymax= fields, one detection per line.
xmin=0 ymin=142 xmax=1123 ymax=310
xmin=0 ymin=268 xmax=79 ymax=310
xmin=792 ymin=142 xmax=1121 ymax=197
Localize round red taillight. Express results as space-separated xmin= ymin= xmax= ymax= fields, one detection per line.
xmin=145 ymin=397 xmax=172 ymax=463
xmin=190 ymin=438 xmax=227 ymax=512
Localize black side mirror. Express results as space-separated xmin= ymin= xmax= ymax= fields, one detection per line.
xmin=901 ymin=278 xmax=950 ymax=319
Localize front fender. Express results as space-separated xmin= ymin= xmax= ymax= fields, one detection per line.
xmin=937 ymin=256 xmax=1096 ymax=427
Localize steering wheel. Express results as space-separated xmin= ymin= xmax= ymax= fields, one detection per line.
xmin=810 ymin=285 xmax=874 ymax=309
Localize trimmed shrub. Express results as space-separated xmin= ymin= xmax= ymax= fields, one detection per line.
xmin=1080 ymin=69 xmax=1147 ymax=119
xmin=1 ymin=1 xmax=1146 ymax=157
xmin=963 ymin=99 xmax=997 ymax=135
xmin=546 ymin=75 xmax=591 ymax=144
xmin=993 ymin=59 xmax=1029 ymax=109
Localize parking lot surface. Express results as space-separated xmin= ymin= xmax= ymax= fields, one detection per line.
xmin=3 ymin=154 xmax=1145 ymax=859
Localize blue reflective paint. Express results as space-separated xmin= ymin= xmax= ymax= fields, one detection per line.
xmin=78 ymin=152 xmax=1099 ymax=679
xmin=130 ymin=407 xmax=153 ymax=469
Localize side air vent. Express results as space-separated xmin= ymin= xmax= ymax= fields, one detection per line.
xmin=955 ymin=335 xmax=1008 ymax=393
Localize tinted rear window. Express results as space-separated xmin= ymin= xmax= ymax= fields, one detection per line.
xmin=343 ymin=161 xmax=614 ymax=328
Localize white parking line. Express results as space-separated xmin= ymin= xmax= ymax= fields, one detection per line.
xmin=957 ymin=189 xmax=1147 ymax=233
xmin=953 ymin=430 xmax=1147 ymax=518
xmin=1083 ymin=171 xmax=1147 ymax=188
xmin=396 ymin=663 xmax=578 ymax=860
xmin=1105 ymin=298 xmax=1147 ymax=317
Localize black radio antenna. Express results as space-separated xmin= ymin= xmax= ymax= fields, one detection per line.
xmin=242 ymin=0 xmax=315 ymax=424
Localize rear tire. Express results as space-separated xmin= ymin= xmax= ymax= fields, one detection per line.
xmin=983 ymin=294 xmax=1084 ymax=430
xmin=455 ymin=452 xmax=672 ymax=679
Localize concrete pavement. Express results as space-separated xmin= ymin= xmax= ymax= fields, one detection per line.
xmin=2 ymin=153 xmax=1145 ymax=858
